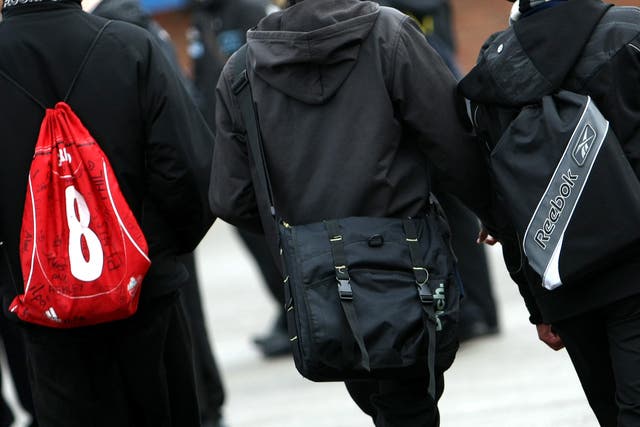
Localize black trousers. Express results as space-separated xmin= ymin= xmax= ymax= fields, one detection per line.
xmin=554 ymin=294 xmax=640 ymax=427
xmin=345 ymin=376 xmax=442 ymax=427
xmin=22 ymin=291 xmax=199 ymax=427
xmin=344 ymin=323 xmax=458 ymax=427
xmin=179 ymin=253 xmax=226 ymax=423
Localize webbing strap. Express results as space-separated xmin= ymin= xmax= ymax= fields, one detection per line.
xmin=403 ymin=220 xmax=432 ymax=302
xmin=0 ymin=69 xmax=46 ymax=109
xmin=325 ymin=220 xmax=371 ymax=373
xmin=403 ymin=219 xmax=437 ymax=399
xmin=64 ymin=21 xmax=111 ymax=102
xmin=0 ymin=21 xmax=111 ymax=110
xmin=232 ymin=45 xmax=277 ymax=219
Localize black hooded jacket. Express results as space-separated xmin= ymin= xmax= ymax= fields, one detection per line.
xmin=0 ymin=0 xmax=215 ymax=309
xmin=459 ymin=0 xmax=640 ymax=323
xmin=209 ymin=0 xmax=492 ymax=261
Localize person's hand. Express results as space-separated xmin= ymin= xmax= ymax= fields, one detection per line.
xmin=536 ymin=323 xmax=565 ymax=351
xmin=477 ymin=226 xmax=498 ymax=245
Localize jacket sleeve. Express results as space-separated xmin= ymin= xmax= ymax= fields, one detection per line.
xmin=390 ymin=16 xmax=493 ymax=223
xmin=140 ymin=35 xmax=216 ymax=253
xmin=208 ymin=56 xmax=264 ymax=234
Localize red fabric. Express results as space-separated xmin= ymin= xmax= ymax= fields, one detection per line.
xmin=10 ymin=102 xmax=150 ymax=328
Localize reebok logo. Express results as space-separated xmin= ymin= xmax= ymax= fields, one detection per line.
xmin=534 ymin=169 xmax=579 ymax=249
xmin=572 ymin=123 xmax=596 ymax=166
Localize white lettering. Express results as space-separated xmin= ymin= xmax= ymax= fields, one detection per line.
xmin=533 ymin=169 xmax=579 ymax=249
xmin=65 ymin=186 xmax=104 ymax=281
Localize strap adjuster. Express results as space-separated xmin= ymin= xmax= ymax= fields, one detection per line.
xmin=418 ymin=283 xmax=433 ymax=304
xmin=337 ymin=279 xmax=353 ymax=300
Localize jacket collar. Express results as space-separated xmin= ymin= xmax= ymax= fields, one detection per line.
xmin=2 ymin=0 xmax=82 ymax=19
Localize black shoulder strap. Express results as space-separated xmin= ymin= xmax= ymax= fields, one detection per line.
xmin=64 ymin=20 xmax=111 ymax=102
xmin=231 ymin=44 xmax=277 ymax=219
xmin=0 ymin=68 xmax=46 ymax=110
xmin=0 ymin=20 xmax=111 ymax=109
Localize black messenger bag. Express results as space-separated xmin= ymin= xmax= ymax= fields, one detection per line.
xmin=490 ymin=90 xmax=640 ymax=290
xmin=231 ymin=46 xmax=459 ymax=398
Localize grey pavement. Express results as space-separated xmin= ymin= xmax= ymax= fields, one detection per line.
xmin=1 ymin=220 xmax=599 ymax=427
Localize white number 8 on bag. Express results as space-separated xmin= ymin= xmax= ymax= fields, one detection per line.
xmin=65 ymin=185 xmax=104 ymax=281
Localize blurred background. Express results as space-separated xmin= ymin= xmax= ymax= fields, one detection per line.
xmin=148 ymin=0 xmax=637 ymax=75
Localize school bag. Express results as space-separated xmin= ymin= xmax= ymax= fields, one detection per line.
xmin=488 ymin=90 xmax=640 ymax=290
xmin=0 ymin=21 xmax=151 ymax=328
xmin=231 ymin=45 xmax=460 ymax=399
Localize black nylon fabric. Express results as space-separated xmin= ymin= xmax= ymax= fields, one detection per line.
xmin=280 ymin=214 xmax=459 ymax=382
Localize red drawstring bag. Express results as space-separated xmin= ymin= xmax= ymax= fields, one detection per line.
xmin=9 ymin=102 xmax=151 ymax=327
xmin=1 ymin=21 xmax=150 ymax=327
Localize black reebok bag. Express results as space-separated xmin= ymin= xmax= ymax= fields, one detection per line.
xmin=231 ymin=46 xmax=459 ymax=397
xmin=490 ymin=90 xmax=640 ymax=290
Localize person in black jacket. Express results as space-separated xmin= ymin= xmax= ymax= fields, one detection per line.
xmin=459 ymin=0 xmax=640 ymax=425
xmin=0 ymin=1 xmax=215 ymax=425
xmin=85 ymin=1 xmax=229 ymax=425
xmin=210 ymin=0 xmax=492 ymax=425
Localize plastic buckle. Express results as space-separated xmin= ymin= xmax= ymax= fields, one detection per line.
xmin=337 ymin=279 xmax=353 ymax=300
xmin=418 ymin=283 xmax=433 ymax=304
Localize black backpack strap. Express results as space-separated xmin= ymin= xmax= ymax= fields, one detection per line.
xmin=0 ymin=69 xmax=46 ymax=110
xmin=231 ymin=44 xmax=277 ymax=219
xmin=64 ymin=20 xmax=111 ymax=102
xmin=325 ymin=220 xmax=371 ymax=373
xmin=403 ymin=219 xmax=437 ymax=400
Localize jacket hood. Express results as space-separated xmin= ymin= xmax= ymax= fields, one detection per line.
xmin=92 ymin=0 xmax=150 ymax=28
xmin=459 ymin=0 xmax=611 ymax=107
xmin=246 ymin=0 xmax=379 ymax=104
